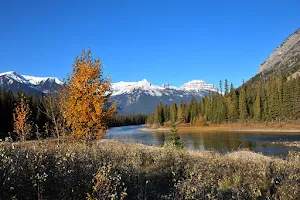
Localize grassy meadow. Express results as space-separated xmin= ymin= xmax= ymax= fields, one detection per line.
xmin=1 ymin=140 xmax=299 ymax=200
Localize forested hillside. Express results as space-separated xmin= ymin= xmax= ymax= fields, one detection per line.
xmin=148 ymin=76 xmax=300 ymax=125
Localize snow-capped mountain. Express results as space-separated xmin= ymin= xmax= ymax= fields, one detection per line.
xmin=112 ymin=79 xmax=165 ymax=96
xmin=111 ymin=79 xmax=217 ymax=97
xmin=0 ymin=71 xmax=218 ymax=114
xmin=180 ymin=80 xmax=217 ymax=92
xmin=0 ymin=71 xmax=63 ymax=94
xmin=111 ymin=79 xmax=218 ymax=114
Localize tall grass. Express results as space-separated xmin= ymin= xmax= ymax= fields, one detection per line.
xmin=0 ymin=140 xmax=299 ymax=199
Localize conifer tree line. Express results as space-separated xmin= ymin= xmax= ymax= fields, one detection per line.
xmin=108 ymin=114 xmax=147 ymax=127
xmin=0 ymin=88 xmax=48 ymax=140
xmin=147 ymin=76 xmax=300 ymax=125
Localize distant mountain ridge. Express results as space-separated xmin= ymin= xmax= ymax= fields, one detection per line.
xmin=0 ymin=71 xmax=63 ymax=94
xmin=111 ymin=79 xmax=218 ymax=114
xmin=112 ymin=79 xmax=217 ymax=97
xmin=0 ymin=71 xmax=218 ymax=114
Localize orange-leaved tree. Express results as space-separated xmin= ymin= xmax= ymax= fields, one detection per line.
xmin=13 ymin=97 xmax=32 ymax=141
xmin=62 ymin=49 xmax=116 ymax=141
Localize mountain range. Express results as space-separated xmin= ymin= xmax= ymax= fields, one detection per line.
xmin=0 ymin=71 xmax=218 ymax=114
xmin=0 ymin=71 xmax=63 ymax=95
xmin=111 ymin=79 xmax=218 ymax=114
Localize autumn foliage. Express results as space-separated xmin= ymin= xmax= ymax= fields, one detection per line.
xmin=13 ymin=97 xmax=32 ymax=141
xmin=62 ymin=50 xmax=116 ymax=140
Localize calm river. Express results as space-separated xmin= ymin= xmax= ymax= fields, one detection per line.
xmin=105 ymin=125 xmax=300 ymax=156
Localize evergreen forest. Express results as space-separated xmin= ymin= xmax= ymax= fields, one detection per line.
xmin=147 ymin=76 xmax=300 ymax=125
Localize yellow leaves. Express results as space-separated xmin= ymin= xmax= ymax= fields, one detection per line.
xmin=13 ymin=98 xmax=32 ymax=141
xmin=61 ymin=50 xmax=116 ymax=141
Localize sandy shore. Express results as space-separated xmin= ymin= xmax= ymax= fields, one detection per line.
xmin=141 ymin=124 xmax=300 ymax=133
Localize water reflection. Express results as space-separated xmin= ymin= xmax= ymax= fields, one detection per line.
xmin=105 ymin=125 xmax=300 ymax=156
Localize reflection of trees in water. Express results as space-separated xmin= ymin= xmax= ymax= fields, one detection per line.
xmin=179 ymin=132 xmax=232 ymax=152
xmin=180 ymin=135 xmax=196 ymax=150
xmin=180 ymin=134 xmax=203 ymax=150
xmin=112 ymin=127 xmax=295 ymax=156
xmin=190 ymin=134 xmax=201 ymax=149
xmin=177 ymin=131 xmax=272 ymax=152
xmin=152 ymin=132 xmax=167 ymax=146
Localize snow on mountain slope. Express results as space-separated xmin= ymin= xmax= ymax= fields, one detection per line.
xmin=180 ymin=80 xmax=218 ymax=92
xmin=111 ymin=79 xmax=218 ymax=114
xmin=0 ymin=71 xmax=217 ymax=114
xmin=23 ymin=75 xmax=63 ymax=85
xmin=0 ymin=71 xmax=63 ymax=86
xmin=0 ymin=71 xmax=29 ymax=84
xmin=0 ymin=71 xmax=216 ymax=97
xmin=112 ymin=79 xmax=164 ymax=96
xmin=0 ymin=71 xmax=63 ymax=94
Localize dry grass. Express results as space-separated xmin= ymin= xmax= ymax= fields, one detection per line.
xmin=144 ymin=121 xmax=300 ymax=133
xmin=272 ymin=141 xmax=300 ymax=149
xmin=0 ymin=140 xmax=299 ymax=199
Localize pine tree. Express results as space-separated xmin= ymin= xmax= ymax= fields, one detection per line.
xmin=164 ymin=122 xmax=183 ymax=149
xmin=294 ymin=77 xmax=300 ymax=119
xmin=155 ymin=102 xmax=164 ymax=125
xmin=219 ymin=80 xmax=223 ymax=95
xmin=180 ymin=101 xmax=189 ymax=123
xmin=163 ymin=104 xmax=170 ymax=122
xmin=227 ymin=84 xmax=238 ymax=122
xmin=239 ymin=86 xmax=248 ymax=121
xmin=177 ymin=102 xmax=184 ymax=123
xmin=216 ymin=96 xmax=226 ymax=123
xmin=170 ymin=102 xmax=178 ymax=123
xmin=278 ymin=77 xmax=284 ymax=118
xmin=224 ymin=79 xmax=229 ymax=96
xmin=268 ymin=79 xmax=280 ymax=120
xmin=199 ymin=97 xmax=206 ymax=116
xmin=253 ymin=83 xmax=262 ymax=121
xmin=189 ymin=97 xmax=198 ymax=122
xmin=261 ymin=86 xmax=269 ymax=121
xmin=205 ymin=92 xmax=213 ymax=121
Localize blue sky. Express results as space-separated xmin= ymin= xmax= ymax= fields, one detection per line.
xmin=0 ymin=0 xmax=299 ymax=88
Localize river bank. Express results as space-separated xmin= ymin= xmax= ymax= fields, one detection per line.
xmin=272 ymin=141 xmax=300 ymax=149
xmin=141 ymin=122 xmax=300 ymax=133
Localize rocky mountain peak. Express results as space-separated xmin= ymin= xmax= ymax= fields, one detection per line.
xmin=258 ymin=28 xmax=300 ymax=74
xmin=180 ymin=80 xmax=217 ymax=92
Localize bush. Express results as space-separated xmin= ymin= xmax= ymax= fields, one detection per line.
xmin=87 ymin=163 xmax=127 ymax=200
xmin=0 ymin=140 xmax=299 ymax=199
xmin=164 ymin=122 xmax=184 ymax=149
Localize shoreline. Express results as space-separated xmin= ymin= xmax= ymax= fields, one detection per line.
xmin=141 ymin=123 xmax=300 ymax=133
